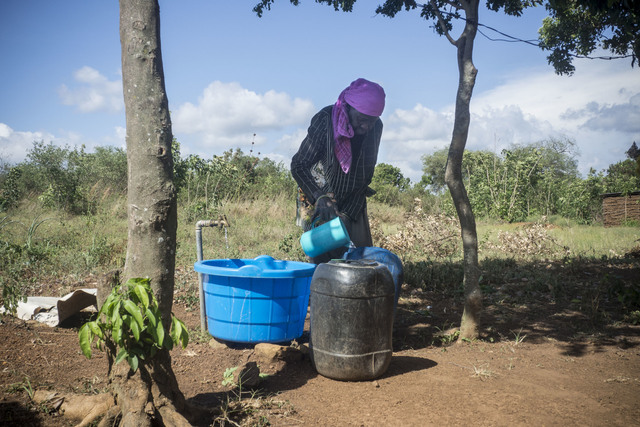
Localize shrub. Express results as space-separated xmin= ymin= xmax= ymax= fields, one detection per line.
xmin=371 ymin=198 xmax=459 ymax=261
xmin=79 ymin=278 xmax=189 ymax=373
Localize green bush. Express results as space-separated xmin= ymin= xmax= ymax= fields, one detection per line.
xmin=0 ymin=167 xmax=23 ymax=211
xmin=79 ymin=278 xmax=189 ymax=373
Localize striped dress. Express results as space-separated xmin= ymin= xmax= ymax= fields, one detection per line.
xmin=291 ymin=105 xmax=383 ymax=231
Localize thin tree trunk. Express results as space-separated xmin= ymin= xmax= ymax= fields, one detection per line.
xmin=114 ymin=1 xmax=191 ymax=425
xmin=121 ymin=0 xmax=176 ymax=317
xmin=442 ymin=0 xmax=482 ymax=340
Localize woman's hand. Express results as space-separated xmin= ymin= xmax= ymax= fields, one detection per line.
xmin=313 ymin=194 xmax=339 ymax=224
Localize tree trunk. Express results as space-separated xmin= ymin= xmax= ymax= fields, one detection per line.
xmin=120 ymin=0 xmax=176 ymax=322
xmin=109 ymin=1 xmax=190 ymax=425
xmin=444 ymin=0 xmax=482 ymax=340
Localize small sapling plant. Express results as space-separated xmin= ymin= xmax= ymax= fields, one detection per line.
xmin=78 ymin=278 xmax=189 ymax=373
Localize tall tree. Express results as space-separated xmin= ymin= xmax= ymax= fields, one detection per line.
xmin=372 ymin=163 xmax=411 ymax=191
xmin=421 ymin=148 xmax=450 ymax=193
xmin=96 ymin=1 xmax=191 ymax=425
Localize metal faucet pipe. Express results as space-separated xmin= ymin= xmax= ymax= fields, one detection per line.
xmin=195 ymin=216 xmax=229 ymax=331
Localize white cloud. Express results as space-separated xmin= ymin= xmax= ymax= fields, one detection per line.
xmin=380 ymin=59 xmax=640 ymax=182
xmin=59 ymin=66 xmax=123 ymax=113
xmin=0 ymin=123 xmax=58 ymax=165
xmin=568 ymin=93 xmax=640 ymax=133
xmin=0 ymin=123 xmax=128 ymax=168
xmin=377 ymin=104 xmax=453 ymax=182
xmin=468 ymin=60 xmax=640 ymax=174
xmin=471 ymin=60 xmax=640 ymax=129
xmin=101 ymin=126 xmax=127 ymax=151
xmin=276 ymin=128 xmax=309 ymax=157
xmin=32 ymin=60 xmax=635 ymax=187
xmin=467 ymin=105 xmax=558 ymax=152
xmin=172 ymin=81 xmax=315 ymax=153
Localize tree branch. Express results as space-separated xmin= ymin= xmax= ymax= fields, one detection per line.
xmin=430 ymin=0 xmax=457 ymax=45
xmin=438 ymin=0 xmax=462 ymax=10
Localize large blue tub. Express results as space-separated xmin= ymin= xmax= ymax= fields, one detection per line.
xmin=194 ymin=255 xmax=316 ymax=343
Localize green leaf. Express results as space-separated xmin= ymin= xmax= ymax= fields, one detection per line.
xmin=170 ymin=316 xmax=182 ymax=344
xmin=133 ymin=284 xmax=150 ymax=309
xmin=123 ymin=300 xmax=145 ymax=330
xmin=222 ymin=367 xmax=238 ymax=387
xmin=78 ymin=324 xmax=93 ymax=359
xmin=148 ymin=319 xmax=159 ymax=343
xmin=181 ymin=328 xmax=189 ymax=348
xmin=98 ymin=293 xmax=115 ymax=316
xmin=127 ymin=277 xmax=150 ymax=287
xmin=126 ymin=316 xmax=141 ymax=341
xmin=132 ymin=320 xmax=141 ymax=341
xmin=88 ymin=321 xmax=104 ymax=340
xmin=129 ymin=345 xmax=145 ymax=360
xmin=145 ymin=308 xmax=157 ymax=327
xmin=127 ymin=354 xmax=139 ymax=373
xmin=156 ymin=319 xmax=165 ymax=347
xmin=112 ymin=317 xmax=123 ymax=344
xmin=111 ymin=301 xmax=121 ymax=324
xmin=164 ymin=336 xmax=174 ymax=351
xmin=115 ymin=348 xmax=128 ymax=365
xmin=172 ymin=317 xmax=189 ymax=348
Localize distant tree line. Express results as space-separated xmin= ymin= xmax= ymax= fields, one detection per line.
xmin=0 ymin=141 xmax=128 ymax=214
xmin=420 ymin=138 xmax=640 ymax=223
xmin=1 ymin=138 xmax=638 ymax=224
xmin=0 ymin=140 xmax=295 ymax=217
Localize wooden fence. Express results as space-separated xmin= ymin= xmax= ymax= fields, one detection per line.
xmin=602 ymin=192 xmax=640 ymax=227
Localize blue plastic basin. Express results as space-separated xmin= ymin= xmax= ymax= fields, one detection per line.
xmin=194 ymin=255 xmax=316 ymax=343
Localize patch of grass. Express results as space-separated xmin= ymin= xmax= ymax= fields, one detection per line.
xmin=6 ymin=377 xmax=34 ymax=400
xmin=175 ymin=288 xmax=199 ymax=311
xmin=510 ymin=328 xmax=527 ymax=346
xmin=188 ymin=327 xmax=212 ymax=344
xmin=2 ymin=191 xmax=640 ymax=347
xmin=477 ymin=220 xmax=640 ymax=260
xmin=433 ymin=323 xmax=460 ymax=346
xmin=623 ymin=310 xmax=640 ymax=325
xmin=471 ymin=364 xmax=494 ymax=380
xmin=404 ymin=259 xmax=464 ymax=294
xmin=214 ymin=390 xmax=297 ymax=427
xmin=550 ymin=224 xmax=640 ymax=258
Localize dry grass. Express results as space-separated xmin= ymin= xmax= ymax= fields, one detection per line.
xmin=370 ymin=198 xmax=459 ymax=261
xmin=481 ymin=217 xmax=571 ymax=259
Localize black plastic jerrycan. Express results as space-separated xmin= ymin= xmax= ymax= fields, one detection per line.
xmin=309 ymin=259 xmax=395 ymax=381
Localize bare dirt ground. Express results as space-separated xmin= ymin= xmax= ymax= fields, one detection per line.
xmin=1 ymin=259 xmax=639 ymax=426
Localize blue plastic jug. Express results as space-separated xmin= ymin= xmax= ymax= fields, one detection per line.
xmin=299 ymin=217 xmax=350 ymax=258
xmin=343 ymin=246 xmax=403 ymax=309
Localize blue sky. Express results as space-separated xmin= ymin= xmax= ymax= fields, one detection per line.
xmin=1 ymin=1 xmax=638 ymax=183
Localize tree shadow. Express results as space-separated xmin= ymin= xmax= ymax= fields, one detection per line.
xmin=396 ymin=254 xmax=640 ymax=355
xmin=0 ymin=400 xmax=44 ymax=427
xmin=186 ymin=390 xmax=228 ymax=410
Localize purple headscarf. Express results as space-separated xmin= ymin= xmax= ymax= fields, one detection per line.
xmin=332 ymin=78 xmax=386 ymax=173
